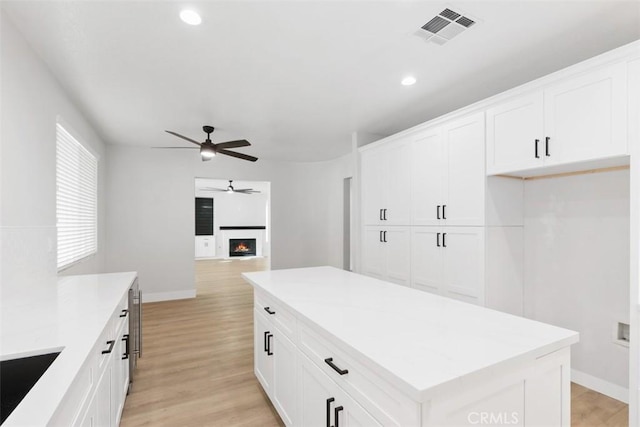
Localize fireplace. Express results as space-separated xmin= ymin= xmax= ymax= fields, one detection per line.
xmin=229 ymin=239 xmax=257 ymax=257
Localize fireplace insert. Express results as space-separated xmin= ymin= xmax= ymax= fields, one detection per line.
xmin=229 ymin=239 xmax=257 ymax=257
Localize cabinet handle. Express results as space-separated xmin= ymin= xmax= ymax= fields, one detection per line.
xmin=545 ymin=136 xmax=550 ymax=157
xmin=264 ymin=306 xmax=275 ymax=315
xmin=102 ymin=340 xmax=115 ymax=354
xmin=267 ymin=333 xmax=273 ymax=356
xmin=437 ymin=205 xmax=441 ymax=220
xmin=442 ymin=204 xmax=446 ymax=220
xmin=264 ymin=331 xmax=270 ymax=352
xmin=326 ymin=398 xmax=335 ymax=427
xmin=379 ymin=209 xmax=383 ymax=221
xmin=334 ymin=406 xmax=344 ymax=427
xmin=119 ymin=309 xmax=128 ymax=318
xmin=383 ymin=231 xmax=387 ymax=243
xmin=324 ymin=357 xmax=349 ymax=375
xmin=443 ymin=232 xmax=447 ymax=248
xmin=534 ymin=139 xmax=540 ymax=158
xmin=122 ymin=334 xmax=129 ymax=360
xmin=379 ymin=231 xmax=383 ymax=242
xmin=383 ymin=209 xmax=387 ymax=221
xmin=437 ymin=232 xmax=441 ymax=247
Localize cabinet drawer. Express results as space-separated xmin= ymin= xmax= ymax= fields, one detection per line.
xmin=298 ymin=322 xmax=420 ymax=427
xmin=254 ymin=290 xmax=297 ymax=342
xmin=49 ymin=354 xmax=95 ymax=427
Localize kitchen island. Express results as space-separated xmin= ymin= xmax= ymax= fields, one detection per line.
xmin=0 ymin=272 xmax=137 ymax=426
xmin=243 ymin=266 xmax=579 ymax=426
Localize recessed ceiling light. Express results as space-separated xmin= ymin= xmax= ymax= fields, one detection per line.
xmin=401 ymin=76 xmax=417 ymax=86
xmin=180 ymin=9 xmax=202 ymax=26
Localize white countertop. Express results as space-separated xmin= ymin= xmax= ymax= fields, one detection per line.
xmin=0 ymin=272 xmax=137 ymax=426
xmin=242 ymin=266 xmax=579 ymax=402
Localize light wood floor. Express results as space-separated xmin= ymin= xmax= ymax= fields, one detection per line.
xmin=121 ymin=258 xmax=628 ymax=427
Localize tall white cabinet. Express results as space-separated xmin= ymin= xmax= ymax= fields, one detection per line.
xmin=361 ymin=111 xmax=503 ymax=307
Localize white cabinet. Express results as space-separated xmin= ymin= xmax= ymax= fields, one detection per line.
xmin=411 ymin=112 xmax=485 ymax=226
xmin=195 ymin=236 xmax=215 ymax=259
xmin=254 ymin=309 xmax=274 ymax=394
xmin=253 ymin=299 xmax=297 ymax=426
xmin=361 ymin=139 xmax=411 ymax=225
xmin=298 ymin=353 xmax=382 ymax=427
xmin=486 ymin=62 xmax=628 ymax=175
xmin=411 ymin=227 xmax=485 ymax=305
xmin=361 ymin=226 xmax=410 ymax=286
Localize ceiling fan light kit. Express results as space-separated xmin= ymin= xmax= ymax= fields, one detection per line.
xmin=158 ymin=125 xmax=258 ymax=162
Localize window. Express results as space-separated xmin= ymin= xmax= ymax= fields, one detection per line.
xmin=56 ymin=123 xmax=98 ymax=270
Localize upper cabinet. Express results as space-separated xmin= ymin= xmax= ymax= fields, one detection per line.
xmin=412 ymin=112 xmax=485 ymax=226
xmin=486 ymin=62 xmax=628 ymax=175
xmin=361 ymin=139 xmax=411 ymax=225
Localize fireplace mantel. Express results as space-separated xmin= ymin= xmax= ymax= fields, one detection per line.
xmin=219 ymin=226 xmax=266 ymax=230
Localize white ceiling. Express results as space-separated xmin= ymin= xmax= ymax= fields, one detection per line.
xmin=3 ymin=1 xmax=640 ymax=162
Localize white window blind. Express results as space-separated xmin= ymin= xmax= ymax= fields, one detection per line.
xmin=56 ymin=123 xmax=98 ymax=270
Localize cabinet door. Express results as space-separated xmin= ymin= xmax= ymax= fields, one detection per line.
xmin=111 ymin=334 xmax=124 ymax=425
xmin=544 ymin=62 xmax=627 ymax=164
xmin=486 ymin=92 xmax=544 ymax=174
xmin=361 ymin=147 xmax=387 ymax=225
xmin=361 ymin=227 xmax=386 ymax=281
xmin=272 ymin=332 xmax=297 ymax=426
xmin=411 ymin=228 xmax=443 ymax=295
xmin=385 ymin=140 xmax=412 ymax=225
xmin=383 ymin=227 xmax=411 ymax=287
xmin=444 ymin=113 xmax=486 ymax=226
xmin=298 ymin=354 xmax=382 ymax=427
xmin=76 ymin=393 xmax=96 ymax=427
xmin=95 ymin=365 xmax=111 ymax=427
xmin=442 ymin=227 xmax=485 ymax=305
xmin=412 ymin=127 xmax=445 ymax=226
xmin=254 ymin=310 xmax=274 ymax=394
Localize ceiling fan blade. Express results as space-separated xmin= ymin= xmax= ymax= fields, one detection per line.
xmin=235 ymin=190 xmax=260 ymax=194
xmin=215 ymin=140 xmax=251 ymax=150
xmin=165 ymin=130 xmax=202 ymax=146
xmin=217 ymin=149 xmax=258 ymax=162
xmin=151 ymin=146 xmax=199 ymax=149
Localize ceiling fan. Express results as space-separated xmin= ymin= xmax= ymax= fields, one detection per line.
xmin=202 ymin=180 xmax=260 ymax=194
xmin=156 ymin=125 xmax=258 ymax=162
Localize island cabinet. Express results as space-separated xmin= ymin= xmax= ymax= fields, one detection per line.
xmin=244 ymin=267 xmax=579 ymax=427
xmin=50 ymin=291 xmax=131 ymax=427
xmin=486 ymin=61 xmax=628 ymax=176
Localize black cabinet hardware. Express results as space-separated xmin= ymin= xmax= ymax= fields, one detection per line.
xmin=437 ymin=205 xmax=441 ymax=219
xmin=264 ymin=331 xmax=269 ymax=352
xmin=383 ymin=209 xmax=387 ymax=221
xmin=334 ymin=406 xmax=344 ymax=427
xmin=266 ymin=333 xmax=273 ymax=356
xmin=264 ymin=306 xmax=275 ymax=315
xmin=442 ymin=204 xmax=447 ymax=220
xmin=122 ymin=334 xmax=129 ymax=360
xmin=324 ymin=357 xmax=349 ymax=375
xmin=102 ymin=340 xmax=115 ymax=354
xmin=383 ymin=231 xmax=387 ymax=243
xmin=326 ymin=398 xmax=335 ymax=427
xmin=545 ymin=137 xmax=550 ymax=157
xmin=437 ymin=232 xmax=441 ymax=247
xmin=379 ymin=231 xmax=383 ymax=242
xmin=443 ymin=233 xmax=447 ymax=248
xmin=379 ymin=209 xmax=383 ymax=220
xmin=534 ymin=139 xmax=540 ymax=158
xmin=119 ymin=309 xmax=128 ymax=318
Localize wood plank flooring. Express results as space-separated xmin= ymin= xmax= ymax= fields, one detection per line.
xmin=120 ymin=257 xmax=283 ymax=427
xmin=121 ymin=258 xmax=628 ymax=427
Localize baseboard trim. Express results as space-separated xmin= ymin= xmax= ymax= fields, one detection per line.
xmin=143 ymin=290 xmax=196 ymax=303
xmin=571 ymin=369 xmax=629 ymax=403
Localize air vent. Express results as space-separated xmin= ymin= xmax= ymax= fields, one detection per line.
xmin=415 ymin=7 xmax=479 ymax=45
xmin=421 ymin=16 xmax=450 ymax=34
xmin=439 ymin=8 xmax=461 ymax=21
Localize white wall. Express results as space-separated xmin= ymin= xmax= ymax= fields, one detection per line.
xmin=105 ymin=146 xmax=352 ymax=300
xmin=0 ymin=12 xmax=107 ymax=302
xmin=524 ymin=170 xmax=630 ymax=392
